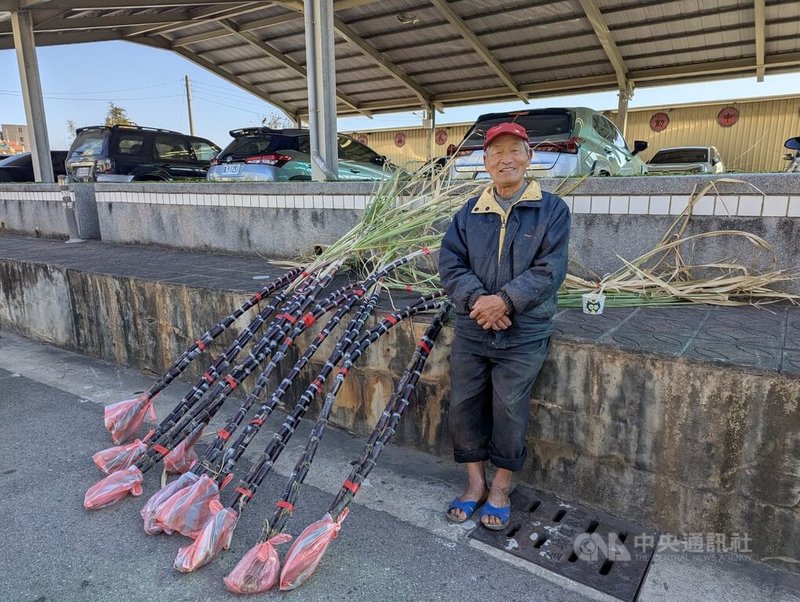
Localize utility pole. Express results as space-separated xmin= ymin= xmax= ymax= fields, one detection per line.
xmin=184 ymin=75 xmax=195 ymax=135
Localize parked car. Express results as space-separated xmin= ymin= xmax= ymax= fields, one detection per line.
xmin=447 ymin=108 xmax=648 ymax=179
xmin=646 ymin=146 xmax=724 ymax=174
xmin=0 ymin=151 xmax=68 ymax=182
xmin=783 ymin=137 xmax=800 ymax=172
xmin=65 ymin=125 xmax=220 ymax=182
xmin=207 ymin=128 xmax=394 ymax=182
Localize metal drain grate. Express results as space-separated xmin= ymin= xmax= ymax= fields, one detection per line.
xmin=469 ymin=484 xmax=658 ymax=602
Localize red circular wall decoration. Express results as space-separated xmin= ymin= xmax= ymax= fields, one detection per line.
xmin=394 ymin=132 xmax=407 ymax=148
xmin=435 ymin=128 xmax=448 ymax=145
xmin=717 ymin=107 xmax=739 ymax=127
xmin=649 ymin=112 xmax=670 ymax=132
xmin=356 ymin=134 xmax=368 ymax=145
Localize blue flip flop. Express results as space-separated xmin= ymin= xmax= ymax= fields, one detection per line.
xmin=446 ymin=496 xmax=485 ymax=523
xmin=478 ymin=502 xmax=511 ymax=531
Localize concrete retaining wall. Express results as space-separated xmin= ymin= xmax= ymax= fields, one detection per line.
xmin=1 ymin=256 xmax=797 ymax=564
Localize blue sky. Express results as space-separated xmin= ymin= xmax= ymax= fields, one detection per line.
xmin=1 ymin=40 xmax=798 ymax=150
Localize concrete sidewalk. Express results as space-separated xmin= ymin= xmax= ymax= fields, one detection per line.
xmin=0 ymin=330 xmax=797 ymax=602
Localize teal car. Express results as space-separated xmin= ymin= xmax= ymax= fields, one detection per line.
xmin=208 ymin=128 xmax=394 ymax=182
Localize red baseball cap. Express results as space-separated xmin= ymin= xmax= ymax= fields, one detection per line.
xmin=483 ymin=122 xmax=529 ymax=149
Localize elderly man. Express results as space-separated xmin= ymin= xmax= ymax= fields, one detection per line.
xmin=438 ymin=122 xmax=570 ymax=529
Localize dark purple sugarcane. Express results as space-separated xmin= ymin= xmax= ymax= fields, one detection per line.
xmin=132 ymin=268 xmax=346 ymax=474
xmin=228 ymin=292 xmax=445 ymax=514
xmin=199 ymin=251 xmax=426 ymax=484
xmin=328 ymin=302 xmax=451 ymax=520
xmin=214 ymin=287 xmax=381 ymax=491
xmin=264 ymin=298 xmax=447 ymax=538
xmin=138 ymin=279 xmax=300 ymax=450
xmin=138 ymin=267 xmax=302 ymax=407
xmin=193 ymin=286 xmax=372 ymax=478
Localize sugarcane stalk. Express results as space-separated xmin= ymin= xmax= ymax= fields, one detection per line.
xmin=134 ymin=264 xmax=344 ymax=474
xmin=275 ymin=303 xmax=451 ymax=591
xmin=329 ymin=302 xmax=451 ymax=520
xmin=167 ymin=286 xmax=383 ymax=569
xmin=231 ymin=292 xmax=444 ymax=513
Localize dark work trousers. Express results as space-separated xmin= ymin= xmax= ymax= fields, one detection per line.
xmin=448 ymin=334 xmax=550 ymax=472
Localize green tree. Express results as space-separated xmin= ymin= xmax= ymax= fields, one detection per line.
xmin=105 ymin=102 xmax=135 ymax=126
xmin=66 ymin=119 xmax=77 ymax=143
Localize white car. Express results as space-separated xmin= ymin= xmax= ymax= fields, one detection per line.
xmin=647 ymin=146 xmax=724 ymax=174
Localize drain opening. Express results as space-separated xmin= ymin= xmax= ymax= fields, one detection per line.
xmin=533 ymin=535 xmax=548 ymax=549
xmin=599 ymin=559 xmax=614 ymax=575
xmin=528 ymin=500 xmax=541 ymax=513
xmin=506 ymin=524 xmax=521 ymax=538
xmin=553 ymin=509 xmax=567 ymax=522
xmin=586 ymin=520 xmax=599 ymax=533
xmin=617 ymin=532 xmax=628 ymax=543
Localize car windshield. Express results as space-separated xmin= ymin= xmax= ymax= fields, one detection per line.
xmin=69 ymin=130 xmax=107 ymax=158
xmin=338 ymin=136 xmax=383 ymax=164
xmin=650 ymin=149 xmax=709 ymax=163
xmin=0 ymin=154 xmax=28 ymax=166
xmin=219 ymin=134 xmax=301 ymax=160
xmin=462 ymin=111 xmax=574 ymax=146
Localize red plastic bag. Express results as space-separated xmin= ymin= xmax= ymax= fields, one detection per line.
xmin=140 ymin=472 xmax=199 ymax=535
xmin=104 ymin=395 xmax=157 ymax=444
xmin=92 ymin=439 xmax=147 ymax=474
xmin=152 ymin=474 xmax=220 ymax=538
xmin=164 ymin=426 xmax=204 ymax=474
xmin=279 ymin=510 xmax=349 ymax=591
xmin=83 ymin=466 xmax=144 ymax=510
xmin=223 ymin=533 xmax=293 ymax=594
xmin=174 ymin=503 xmax=238 ymax=573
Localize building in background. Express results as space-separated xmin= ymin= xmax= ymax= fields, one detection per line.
xmin=0 ymin=123 xmax=30 ymax=154
xmin=345 ymin=94 xmax=800 ymax=173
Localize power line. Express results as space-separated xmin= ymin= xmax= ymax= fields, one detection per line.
xmin=0 ymin=79 xmax=182 ymax=96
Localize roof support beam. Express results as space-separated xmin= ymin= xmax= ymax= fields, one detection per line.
xmin=217 ymin=17 xmax=371 ymax=116
xmin=630 ymin=52 xmax=800 ymax=82
xmin=170 ymin=12 xmax=298 ymax=47
xmin=332 ymin=16 xmax=430 ymax=105
xmin=153 ymin=42 xmax=300 ymax=119
xmin=10 ymin=10 xmax=53 ymax=182
xmin=754 ymin=0 xmax=766 ymax=81
xmin=0 ymin=11 xmax=194 ymax=34
xmin=577 ymin=0 xmax=628 ymax=90
xmin=126 ymin=3 xmax=266 ymax=37
xmin=429 ymin=0 xmax=528 ymax=103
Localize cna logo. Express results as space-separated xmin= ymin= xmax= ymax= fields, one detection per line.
xmin=574 ymin=532 xmax=631 ymax=562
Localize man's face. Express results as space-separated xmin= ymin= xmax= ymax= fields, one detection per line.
xmin=483 ymin=135 xmax=532 ymax=189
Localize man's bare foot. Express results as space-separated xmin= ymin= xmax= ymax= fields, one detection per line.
xmin=447 ymin=461 xmax=488 ymax=522
xmin=481 ymin=468 xmax=513 ymax=528
xmin=447 ymin=484 xmax=489 ymax=522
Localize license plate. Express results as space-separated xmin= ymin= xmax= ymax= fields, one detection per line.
xmin=75 ymin=167 xmax=90 ymax=177
xmin=221 ymin=164 xmax=241 ymax=175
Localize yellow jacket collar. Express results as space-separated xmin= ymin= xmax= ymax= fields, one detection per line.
xmin=471 ymin=180 xmax=543 ymax=215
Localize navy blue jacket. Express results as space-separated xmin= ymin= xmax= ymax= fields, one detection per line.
xmin=439 ymin=181 xmax=570 ymax=346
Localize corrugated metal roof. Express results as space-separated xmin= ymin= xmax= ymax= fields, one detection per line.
xmin=0 ymin=0 xmax=798 ymax=119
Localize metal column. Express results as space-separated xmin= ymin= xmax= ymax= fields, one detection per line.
xmin=616 ymin=85 xmax=633 ymax=138
xmin=304 ymin=0 xmax=338 ymax=181
xmin=11 ymin=11 xmax=54 ymax=183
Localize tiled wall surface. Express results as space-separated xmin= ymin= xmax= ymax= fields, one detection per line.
xmin=0 ymin=190 xmax=63 ymax=202
xmin=561 ymin=194 xmax=800 ymax=217
xmin=90 ymin=189 xmax=800 ymax=218
xmin=93 ymin=190 xmax=373 ymax=210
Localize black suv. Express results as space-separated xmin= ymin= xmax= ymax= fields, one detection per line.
xmin=65 ymin=125 xmax=220 ymax=182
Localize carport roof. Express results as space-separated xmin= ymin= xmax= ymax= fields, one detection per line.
xmin=1 ymin=0 xmax=798 ymax=119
